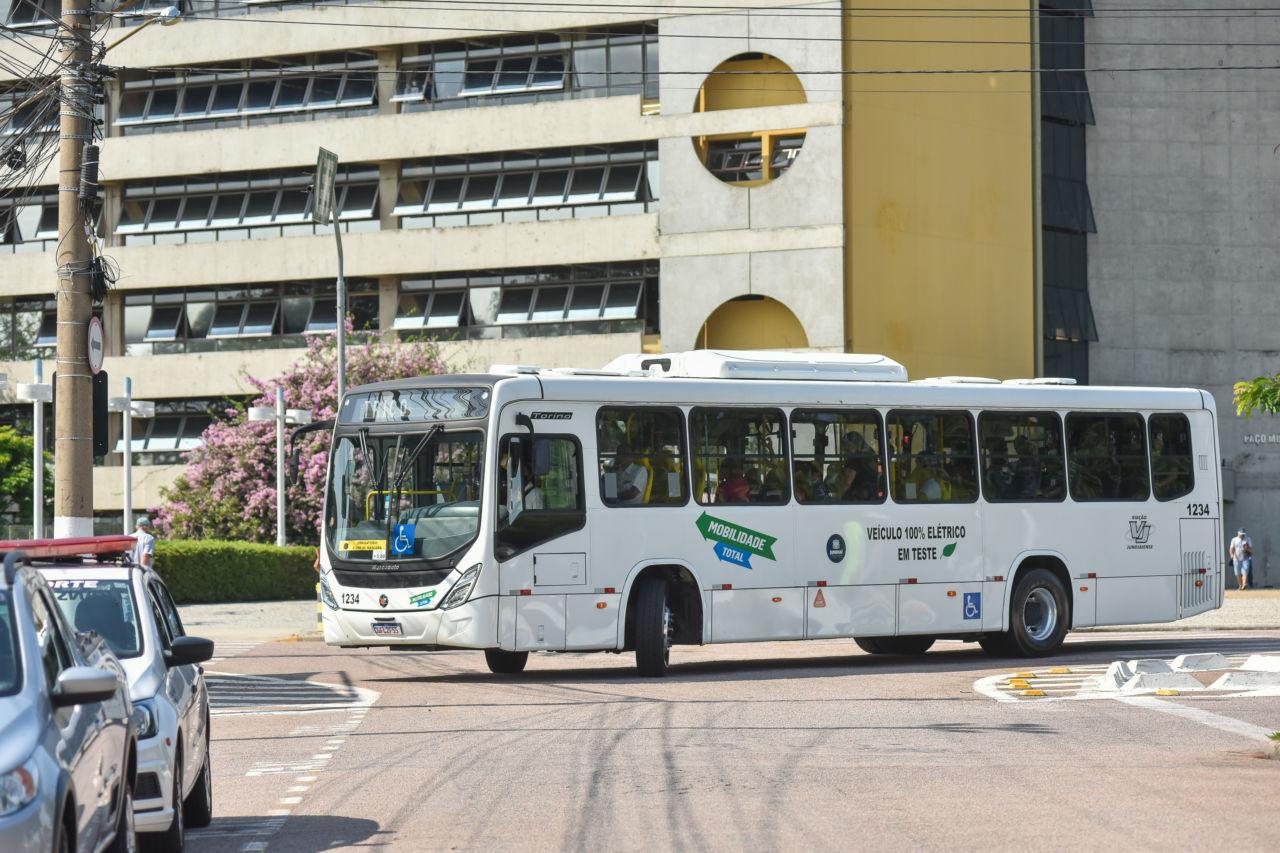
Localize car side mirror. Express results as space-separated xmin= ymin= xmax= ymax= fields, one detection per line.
xmin=164 ymin=636 xmax=215 ymax=668
xmin=51 ymin=666 xmax=119 ymax=707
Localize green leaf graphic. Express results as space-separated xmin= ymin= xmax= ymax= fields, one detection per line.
xmin=942 ymin=542 xmax=957 ymax=557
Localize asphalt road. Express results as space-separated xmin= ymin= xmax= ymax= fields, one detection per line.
xmin=185 ymin=631 xmax=1280 ymax=853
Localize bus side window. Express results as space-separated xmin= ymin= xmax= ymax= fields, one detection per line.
xmin=596 ymin=406 xmax=688 ymax=507
xmin=1149 ymin=413 xmax=1194 ymax=501
xmin=1065 ymin=413 xmax=1150 ymax=502
xmin=886 ymin=410 xmax=978 ymax=504
xmin=495 ymin=434 xmax=584 ymax=558
xmin=790 ymin=409 xmax=886 ymax=504
xmin=689 ymin=407 xmax=789 ymax=506
xmin=977 ymin=411 xmax=1066 ymax=502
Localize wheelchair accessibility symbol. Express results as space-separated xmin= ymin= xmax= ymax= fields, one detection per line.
xmin=391 ymin=523 xmax=416 ymax=557
xmin=963 ymin=592 xmax=981 ymax=621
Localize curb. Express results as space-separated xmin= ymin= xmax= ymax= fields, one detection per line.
xmin=1268 ymin=740 xmax=1280 ymax=761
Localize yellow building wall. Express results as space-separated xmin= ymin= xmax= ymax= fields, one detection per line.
xmin=843 ymin=1 xmax=1036 ymax=380
xmin=701 ymin=297 xmax=810 ymax=350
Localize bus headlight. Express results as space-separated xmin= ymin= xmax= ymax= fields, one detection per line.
xmin=0 ymin=758 xmax=39 ymax=817
xmin=320 ymin=576 xmax=339 ymax=611
xmin=441 ymin=564 xmax=482 ymax=610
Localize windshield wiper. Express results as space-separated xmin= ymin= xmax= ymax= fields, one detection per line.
xmin=384 ymin=425 xmax=443 ymax=547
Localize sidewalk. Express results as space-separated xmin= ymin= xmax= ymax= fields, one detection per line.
xmin=178 ymin=598 xmax=320 ymax=644
xmin=177 ymin=589 xmax=1278 ymax=646
xmin=1082 ymin=589 xmax=1280 ymax=632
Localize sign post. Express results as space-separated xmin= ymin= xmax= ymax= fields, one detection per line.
xmin=313 ymin=148 xmax=346 ymax=404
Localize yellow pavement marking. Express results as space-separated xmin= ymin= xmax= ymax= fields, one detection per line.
xmin=1050 ymin=667 xmax=1072 ymax=674
xmin=1014 ymin=672 xmax=1036 ymax=678
xmin=1020 ymin=689 xmax=1046 ymax=697
xmin=1156 ymin=688 xmax=1180 ymax=696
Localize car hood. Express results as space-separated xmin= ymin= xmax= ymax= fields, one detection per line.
xmin=0 ymin=696 xmax=39 ymax=772
xmin=122 ymin=656 xmax=163 ymax=701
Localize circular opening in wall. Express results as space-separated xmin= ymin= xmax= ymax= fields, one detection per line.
xmin=692 ymin=52 xmax=807 ymax=187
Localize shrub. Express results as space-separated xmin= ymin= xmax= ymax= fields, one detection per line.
xmin=154 ymin=540 xmax=317 ymax=604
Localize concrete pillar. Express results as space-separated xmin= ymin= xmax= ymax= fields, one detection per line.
xmin=378 ymin=276 xmax=398 ymax=342
xmin=377 ymin=48 xmax=398 ymax=116
xmin=378 ymin=162 xmax=398 ymax=229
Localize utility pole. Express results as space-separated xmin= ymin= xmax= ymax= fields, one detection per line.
xmin=54 ymin=0 xmax=95 ymax=537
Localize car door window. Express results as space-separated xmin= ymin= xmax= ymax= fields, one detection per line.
xmin=31 ymin=588 xmax=73 ymax=689
xmin=152 ymin=582 xmax=185 ymax=639
xmin=146 ymin=587 xmax=173 ymax=655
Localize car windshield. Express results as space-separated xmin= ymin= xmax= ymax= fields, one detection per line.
xmin=0 ymin=591 xmax=19 ymax=696
xmin=47 ymin=579 xmax=144 ymax=659
xmin=326 ymin=429 xmax=484 ymax=563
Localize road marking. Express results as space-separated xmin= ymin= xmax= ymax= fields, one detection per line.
xmin=1117 ymin=696 xmax=1276 ymax=743
xmin=207 ymin=672 xmax=378 ymax=717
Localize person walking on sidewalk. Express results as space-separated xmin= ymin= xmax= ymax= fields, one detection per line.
xmin=1228 ymin=528 xmax=1253 ymax=591
xmin=132 ymin=516 xmax=156 ymax=569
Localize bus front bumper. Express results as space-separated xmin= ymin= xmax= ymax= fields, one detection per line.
xmin=323 ymin=595 xmax=496 ymax=648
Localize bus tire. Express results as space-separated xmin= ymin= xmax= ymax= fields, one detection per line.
xmin=485 ymin=649 xmax=528 ymax=674
xmin=634 ymin=576 xmax=673 ymax=677
xmin=855 ymin=636 xmax=935 ymax=656
xmin=1006 ymin=568 xmax=1070 ymax=657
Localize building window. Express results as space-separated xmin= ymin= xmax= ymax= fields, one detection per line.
xmin=395 ymin=143 xmax=656 ymax=229
xmin=1040 ymin=1 xmax=1097 ymax=384
xmin=4 ymin=0 xmax=57 ymax=28
xmin=122 ymin=280 xmax=378 ymax=355
xmin=114 ymin=398 xmax=244 ymax=466
xmin=0 ymin=299 xmax=45 ymax=360
xmin=0 ymin=190 xmax=59 ymax=254
xmin=394 ymin=261 xmax=658 ymax=338
xmin=116 ymin=167 xmax=378 ymax=245
xmin=397 ymin=24 xmax=658 ymax=113
xmin=116 ymin=51 xmax=379 ymax=134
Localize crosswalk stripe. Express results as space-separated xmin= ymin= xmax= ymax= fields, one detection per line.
xmin=206 ymin=672 xmax=378 ymax=717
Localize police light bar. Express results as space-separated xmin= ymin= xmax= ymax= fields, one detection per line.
xmin=0 ymin=535 xmax=136 ymax=561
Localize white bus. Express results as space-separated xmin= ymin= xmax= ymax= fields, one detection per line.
xmin=309 ymin=350 xmax=1223 ymax=676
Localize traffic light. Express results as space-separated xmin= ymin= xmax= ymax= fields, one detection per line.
xmin=51 ymin=370 xmax=111 ymax=456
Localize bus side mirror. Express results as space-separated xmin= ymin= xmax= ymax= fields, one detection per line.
xmin=288 ymin=419 xmax=335 ymax=484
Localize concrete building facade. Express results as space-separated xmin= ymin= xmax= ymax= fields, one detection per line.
xmin=1087 ymin=1 xmax=1280 ymax=585
xmin=0 ymin=1 xmax=1042 ymax=530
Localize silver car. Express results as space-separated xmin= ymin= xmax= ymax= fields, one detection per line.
xmin=0 ymin=550 xmax=137 ymax=853
xmin=40 ymin=562 xmax=214 ymax=853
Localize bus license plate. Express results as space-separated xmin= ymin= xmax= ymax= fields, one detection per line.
xmin=372 ymin=621 xmax=403 ymax=637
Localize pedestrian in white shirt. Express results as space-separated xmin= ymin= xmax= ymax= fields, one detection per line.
xmin=132 ymin=517 xmax=156 ymax=569
xmin=1228 ymin=528 xmax=1253 ymax=591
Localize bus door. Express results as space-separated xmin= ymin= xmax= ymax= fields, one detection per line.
xmin=689 ymin=406 xmax=803 ymax=643
xmin=789 ymin=409 xmax=897 ymax=638
xmin=494 ymin=427 xmax=594 ymax=652
xmin=884 ymin=410 xmax=985 ymax=636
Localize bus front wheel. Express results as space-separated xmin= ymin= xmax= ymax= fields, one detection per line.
xmin=997 ymin=568 xmax=1070 ymax=657
xmin=634 ymin=576 xmax=673 ymax=677
xmin=485 ymin=649 xmax=528 ymax=674
xmin=855 ymin=636 xmax=935 ymax=655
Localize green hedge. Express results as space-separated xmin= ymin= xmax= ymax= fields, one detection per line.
xmin=154 ymin=540 xmax=317 ymax=604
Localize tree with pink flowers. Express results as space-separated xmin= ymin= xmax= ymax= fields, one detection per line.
xmin=154 ymin=334 xmax=449 ymax=544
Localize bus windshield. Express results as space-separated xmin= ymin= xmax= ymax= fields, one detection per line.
xmin=326 ymin=429 xmax=485 ymax=563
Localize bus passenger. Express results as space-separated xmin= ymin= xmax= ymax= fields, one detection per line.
xmin=649 ymin=448 xmax=677 ymax=503
xmin=1011 ymin=435 xmax=1042 ymax=499
xmin=716 ymin=457 xmax=751 ymax=504
xmin=614 ymin=443 xmax=648 ymax=505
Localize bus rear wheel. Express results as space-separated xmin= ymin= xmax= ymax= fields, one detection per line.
xmin=855 ymin=636 xmax=935 ymax=656
xmin=634 ymin=576 xmax=673 ymax=677
xmin=485 ymin=649 xmax=528 ymax=674
xmin=997 ymin=568 xmax=1070 ymax=657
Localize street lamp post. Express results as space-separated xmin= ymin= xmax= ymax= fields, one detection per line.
xmin=249 ymin=388 xmax=313 ymax=547
xmin=108 ymin=377 xmax=155 ymax=534
xmin=16 ymin=358 xmax=52 ymax=538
